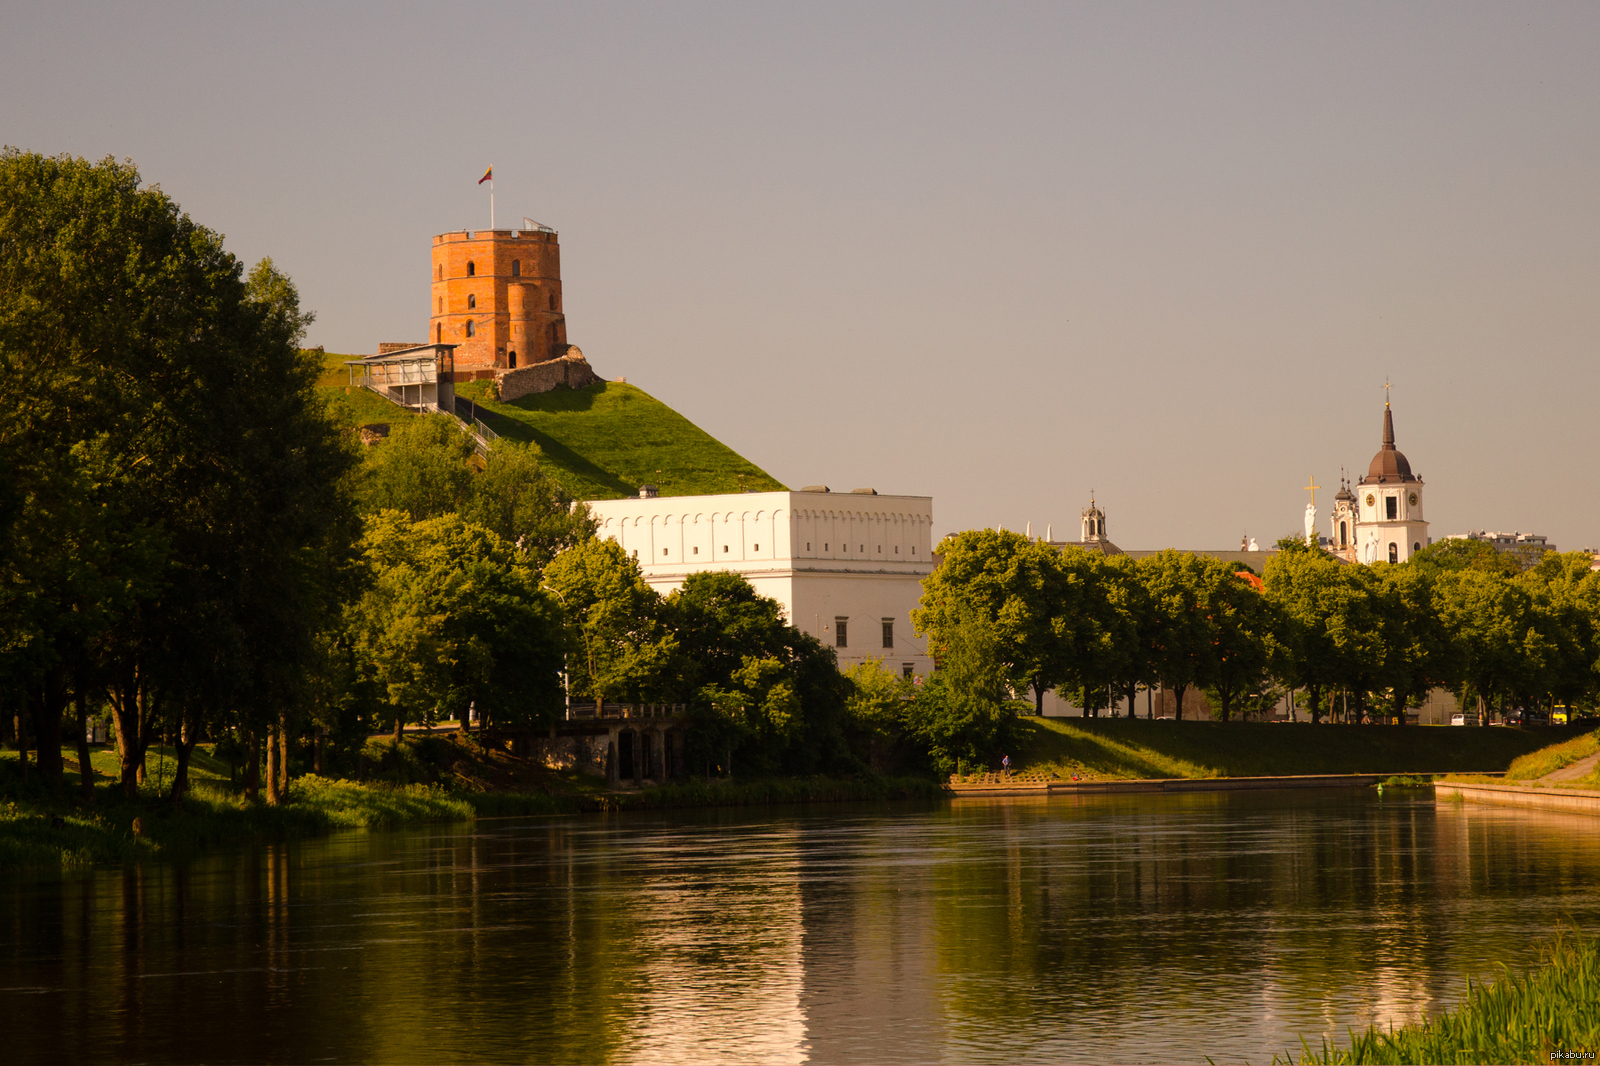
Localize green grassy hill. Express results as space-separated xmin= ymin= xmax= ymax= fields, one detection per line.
xmin=1010 ymin=717 xmax=1576 ymax=780
xmin=455 ymin=379 xmax=784 ymax=500
xmin=312 ymin=350 xmax=783 ymax=500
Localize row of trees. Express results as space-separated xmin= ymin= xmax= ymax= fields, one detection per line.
xmin=913 ymin=528 xmax=1600 ymax=730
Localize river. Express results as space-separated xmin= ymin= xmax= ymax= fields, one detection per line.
xmin=4 ymin=789 xmax=1599 ymax=1064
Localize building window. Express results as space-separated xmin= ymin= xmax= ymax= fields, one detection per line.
xmin=632 ymin=550 xmax=637 ymax=558
xmin=435 ymin=324 xmax=442 ymax=343
xmin=902 ymin=663 xmax=914 ymax=680
xmin=895 ymin=545 xmax=899 ymax=553
xmin=1413 ymin=541 xmax=1421 ymax=552
xmin=465 ymin=321 xmax=475 ymax=338
xmin=835 ymin=617 xmax=848 ymax=648
xmin=693 ymin=547 xmax=698 ymax=554
xmin=511 ymin=259 xmax=520 ymax=277
xmin=467 ymin=261 xmax=476 ymax=276
xmin=467 ymin=293 xmax=476 ymax=309
xmin=807 ymin=542 xmax=811 ymax=551
xmin=1340 ymin=521 xmax=1347 ymax=546
xmin=753 ymin=543 xmax=759 ymax=551
xmin=1388 ymin=542 xmax=1398 ymax=563
xmin=436 ymin=264 xmax=443 ymax=281
xmin=722 ymin=545 xmax=729 ymax=553
xmin=662 ymin=548 xmax=668 ymax=556
xmin=1386 ymin=496 xmax=1398 ymax=520
xmin=437 ymin=297 xmax=442 ymax=313
xmin=825 ymin=543 xmax=829 ymax=551
xmin=508 ymin=351 xmax=517 ymax=368
xmin=911 ymin=546 xmax=916 ymax=555
xmin=859 ymin=544 xmax=864 ymax=552
xmin=550 ymin=293 xmax=558 ymax=311
xmin=882 ymin=619 xmax=894 ymax=648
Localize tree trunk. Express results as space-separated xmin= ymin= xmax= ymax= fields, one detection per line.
xmin=265 ymin=724 xmax=282 ymax=806
xmin=275 ymin=712 xmax=290 ymax=801
xmin=14 ymin=699 xmax=28 ymax=785
xmin=243 ymin=728 xmax=261 ymax=801
xmin=1173 ymin=684 xmax=1187 ymax=721
xmin=170 ymin=707 xmax=198 ymax=810
xmin=1307 ymin=685 xmax=1324 ymax=724
xmin=75 ymin=689 xmax=95 ymax=803
xmin=109 ymin=671 xmax=149 ymax=799
xmin=393 ymin=713 xmax=403 ymax=742
xmin=27 ymin=670 xmax=69 ymax=795
xmin=1147 ymin=686 xmax=1154 ymax=720
xmin=314 ymin=726 xmax=325 ymax=777
xmin=1033 ymin=678 xmax=1045 ymax=717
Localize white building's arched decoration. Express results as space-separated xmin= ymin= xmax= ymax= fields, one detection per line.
xmin=1354 ymin=401 xmax=1429 ymax=564
xmin=586 ymin=488 xmax=935 ymax=678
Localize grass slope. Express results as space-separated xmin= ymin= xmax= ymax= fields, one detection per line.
xmin=1010 ymin=718 xmax=1574 ymax=781
xmin=1445 ymin=728 xmax=1600 ymax=789
xmin=456 ymin=379 xmax=784 ymax=500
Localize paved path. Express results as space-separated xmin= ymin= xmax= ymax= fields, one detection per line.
xmin=1539 ymin=750 xmax=1600 ymax=783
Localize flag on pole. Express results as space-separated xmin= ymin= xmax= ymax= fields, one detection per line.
xmin=478 ymin=166 xmax=493 ymax=185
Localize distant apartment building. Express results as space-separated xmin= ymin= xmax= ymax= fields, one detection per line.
xmin=1442 ymin=529 xmax=1556 ymax=561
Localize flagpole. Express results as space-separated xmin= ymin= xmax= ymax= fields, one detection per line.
xmin=490 ymin=178 xmax=494 ymax=230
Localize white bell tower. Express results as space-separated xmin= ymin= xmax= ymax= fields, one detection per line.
xmin=1353 ymin=396 xmax=1429 ymax=564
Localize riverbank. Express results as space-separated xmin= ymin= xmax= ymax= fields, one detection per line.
xmin=1010 ymin=717 xmax=1574 ymax=781
xmin=1288 ymin=930 xmax=1600 ymax=1064
xmin=0 ymin=752 xmax=942 ymax=870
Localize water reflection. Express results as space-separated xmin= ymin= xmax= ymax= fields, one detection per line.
xmin=3 ymin=792 xmax=1599 ymax=1064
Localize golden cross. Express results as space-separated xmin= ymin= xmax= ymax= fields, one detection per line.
xmin=1384 ymin=378 xmax=1391 ymax=407
xmin=1304 ymin=475 xmax=1320 ymax=507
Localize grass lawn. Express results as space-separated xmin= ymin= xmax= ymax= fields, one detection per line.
xmin=312 ymin=349 xmax=419 ymax=429
xmin=456 ymin=379 xmax=784 ymax=500
xmin=1009 ymin=717 xmax=1576 ymax=781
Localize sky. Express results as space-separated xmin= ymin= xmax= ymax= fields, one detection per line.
xmin=5 ymin=2 xmax=1598 ymax=549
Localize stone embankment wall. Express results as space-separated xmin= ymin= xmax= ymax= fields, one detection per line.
xmin=532 ymin=733 xmax=609 ymax=776
xmin=496 ymin=346 xmax=602 ymax=401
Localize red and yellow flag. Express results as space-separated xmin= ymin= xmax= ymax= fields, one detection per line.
xmin=478 ymin=166 xmax=493 ymax=185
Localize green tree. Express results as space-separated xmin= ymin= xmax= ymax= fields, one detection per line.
xmin=1203 ymin=566 xmax=1279 ymax=722
xmin=462 ymin=439 xmax=596 ymax=569
xmin=358 ymin=415 xmax=476 ymax=521
xmin=349 ymin=512 xmax=563 ymax=738
xmin=1135 ymin=551 xmax=1220 ymax=721
xmin=905 ymin=604 xmax=1023 ymax=772
xmin=542 ymin=537 xmax=676 ymax=708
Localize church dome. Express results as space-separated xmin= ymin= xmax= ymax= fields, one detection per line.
xmin=1364 ymin=404 xmax=1417 ymax=483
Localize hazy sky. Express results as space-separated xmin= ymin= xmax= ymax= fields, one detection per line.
xmin=6 ymin=2 xmax=1598 ymax=549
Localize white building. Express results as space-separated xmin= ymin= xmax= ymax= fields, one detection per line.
xmin=1353 ymin=401 xmax=1430 ymax=564
xmin=586 ymin=487 xmax=936 ymax=678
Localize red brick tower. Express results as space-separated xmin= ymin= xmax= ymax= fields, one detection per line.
xmin=430 ymin=227 xmax=568 ymax=373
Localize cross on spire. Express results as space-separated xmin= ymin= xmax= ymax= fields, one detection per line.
xmin=1304 ymin=475 xmax=1320 ymax=507
xmin=1384 ymin=377 xmax=1391 ymax=408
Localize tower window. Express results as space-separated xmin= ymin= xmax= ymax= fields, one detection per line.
xmin=1414 ymin=542 xmax=1421 ymax=552
xmin=466 ymin=261 xmax=476 ymax=277
xmin=465 ymin=321 xmax=475 ymax=338
xmin=550 ymin=293 xmax=557 ymax=311
xmin=882 ymin=619 xmax=894 ymax=649
xmin=508 ymin=351 xmax=517 ymax=368
xmin=437 ymin=297 xmax=442 ymax=313
xmin=1386 ymin=496 xmax=1397 ymax=520
xmin=549 ymin=324 xmax=558 ymax=344
xmin=835 ymin=617 xmax=849 ymax=648
xmin=1340 ymin=521 xmax=1347 ymax=546
xmin=435 ymin=324 xmax=442 ymax=343
xmin=436 ymin=264 xmax=442 ymax=281
xmin=511 ymin=259 xmax=520 ymax=277
xmin=467 ymin=293 xmax=476 ymax=310
xmin=1388 ymin=543 xmax=1398 ymax=564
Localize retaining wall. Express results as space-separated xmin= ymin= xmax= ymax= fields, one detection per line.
xmin=1434 ymin=781 xmax=1600 ymax=815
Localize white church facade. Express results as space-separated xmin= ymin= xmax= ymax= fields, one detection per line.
xmin=586 ymin=487 xmax=936 ymax=678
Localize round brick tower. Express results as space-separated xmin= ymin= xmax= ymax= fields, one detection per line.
xmin=430 ymin=227 xmax=568 ymax=373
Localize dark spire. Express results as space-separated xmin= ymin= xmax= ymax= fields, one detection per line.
xmin=1382 ymin=401 xmax=1395 ymax=448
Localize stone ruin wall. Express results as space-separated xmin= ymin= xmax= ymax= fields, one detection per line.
xmin=495 ymin=346 xmax=603 ymax=401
